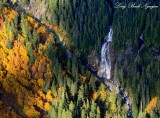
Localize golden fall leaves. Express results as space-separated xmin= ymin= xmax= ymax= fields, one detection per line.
xmin=35 ymin=90 xmax=52 ymax=112
xmin=92 ymin=91 xmax=107 ymax=101
xmin=25 ymin=106 xmax=40 ymax=118
xmin=37 ymin=26 xmax=49 ymax=40
xmin=6 ymin=41 xmax=29 ymax=78
xmin=92 ymin=84 xmax=107 ymax=101
xmin=46 ymin=90 xmax=53 ymax=101
xmin=0 ymin=7 xmax=17 ymax=41
xmin=44 ymin=102 xmax=51 ymax=111
xmin=2 ymin=7 xmax=17 ymax=22
xmin=0 ymin=14 xmax=7 ymax=39
xmin=145 ymin=96 xmax=159 ymax=113
xmin=31 ymin=52 xmax=52 ymax=80
xmin=92 ymin=92 xmax=99 ymax=100
xmin=42 ymin=21 xmax=72 ymax=49
xmin=0 ymin=40 xmax=29 ymax=92
xmin=27 ymin=16 xmax=38 ymax=29
xmin=38 ymin=78 xmax=45 ymax=87
xmin=0 ymin=6 xmax=74 ymax=117
xmin=0 ymin=6 xmax=56 ymax=116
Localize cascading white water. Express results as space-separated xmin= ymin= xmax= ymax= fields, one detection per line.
xmin=97 ymin=27 xmax=113 ymax=79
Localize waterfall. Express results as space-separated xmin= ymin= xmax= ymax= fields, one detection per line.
xmin=97 ymin=27 xmax=133 ymax=118
xmin=97 ymin=27 xmax=113 ymax=79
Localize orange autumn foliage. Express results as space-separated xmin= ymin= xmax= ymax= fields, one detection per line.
xmin=27 ymin=16 xmax=39 ymax=28
xmin=145 ymin=96 xmax=158 ymax=113
xmin=26 ymin=96 xmax=36 ymax=107
xmin=26 ymin=107 xmax=40 ymax=118
xmin=53 ymin=26 xmax=59 ymax=31
xmin=100 ymin=91 xmax=107 ymax=101
xmin=0 ymin=39 xmax=31 ymax=92
xmin=44 ymin=102 xmax=51 ymax=111
xmin=2 ymin=8 xmax=26 ymax=40
xmin=62 ymin=30 xmax=67 ymax=36
xmin=46 ymin=90 xmax=53 ymax=102
xmin=6 ymin=41 xmax=30 ymax=79
xmin=35 ymin=89 xmax=53 ymax=111
xmin=35 ymin=96 xmax=44 ymax=109
xmin=0 ymin=6 xmax=75 ymax=116
xmin=92 ymin=92 xmax=99 ymax=100
xmin=42 ymin=21 xmax=72 ymax=48
xmin=2 ymin=7 xmax=17 ymax=22
xmin=0 ymin=6 xmax=58 ymax=116
xmin=7 ymin=9 xmax=16 ymax=22
xmin=31 ymin=52 xmax=52 ymax=79
xmin=38 ymin=90 xmax=46 ymax=100
xmin=37 ymin=78 xmax=45 ymax=87
xmin=37 ymin=26 xmax=49 ymax=40
xmin=0 ymin=14 xmax=7 ymax=39
xmin=100 ymin=91 xmax=107 ymax=98
xmin=37 ymin=99 xmax=44 ymax=109
xmin=42 ymin=21 xmax=59 ymax=32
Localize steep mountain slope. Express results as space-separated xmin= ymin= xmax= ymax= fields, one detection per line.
xmin=0 ymin=5 xmax=125 ymax=118
xmin=0 ymin=0 xmax=160 ymax=118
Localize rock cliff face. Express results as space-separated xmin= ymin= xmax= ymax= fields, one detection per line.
xmin=28 ymin=0 xmax=48 ymax=20
xmin=88 ymin=50 xmax=99 ymax=71
xmin=12 ymin=0 xmax=48 ymax=20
